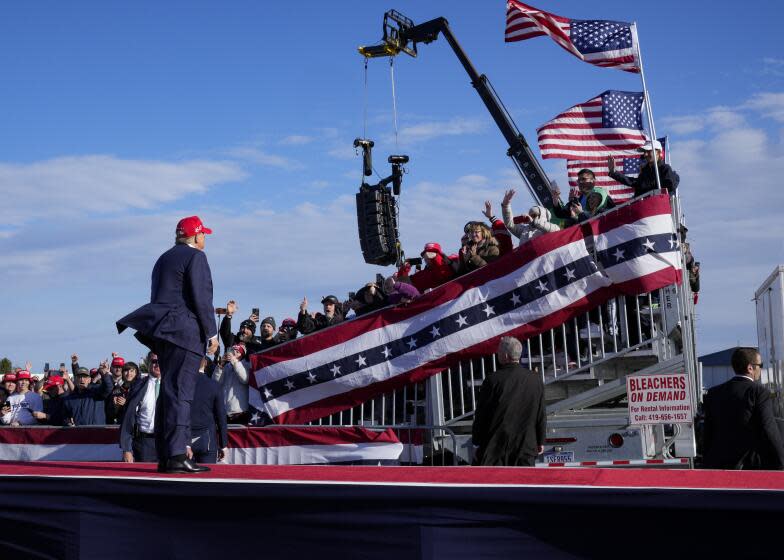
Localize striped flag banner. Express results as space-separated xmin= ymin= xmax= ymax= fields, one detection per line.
xmin=566 ymin=137 xmax=668 ymax=202
xmin=537 ymin=90 xmax=647 ymax=161
xmin=0 ymin=426 xmax=404 ymax=465
xmin=505 ymin=0 xmax=639 ymax=73
xmin=250 ymin=195 xmax=682 ymax=424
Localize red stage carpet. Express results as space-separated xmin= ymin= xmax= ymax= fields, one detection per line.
xmin=1 ymin=462 xmax=782 ymax=559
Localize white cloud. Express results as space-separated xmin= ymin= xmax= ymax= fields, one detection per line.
xmin=280 ymin=135 xmax=314 ymax=146
xmin=392 ymin=116 xmax=488 ymax=145
xmin=661 ymin=106 xmax=745 ymax=135
xmin=666 ymin=97 xmax=784 ymax=353
xmin=224 ymin=146 xmax=302 ymax=169
xmin=762 ymin=57 xmax=784 ymax=77
xmin=0 ymin=155 xmax=246 ymax=226
xmin=743 ymin=92 xmax=784 ymax=123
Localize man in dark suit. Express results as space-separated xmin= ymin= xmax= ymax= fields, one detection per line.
xmin=117 ymin=216 xmax=219 ymax=474
xmin=703 ymin=347 xmax=784 ymax=470
xmin=472 ymin=337 xmax=546 ymax=466
xmin=188 ymin=370 xmax=228 ymax=464
xmin=120 ymin=352 xmax=162 ymax=463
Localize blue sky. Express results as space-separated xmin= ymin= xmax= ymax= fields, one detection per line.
xmin=2 ymin=0 xmax=783 ymax=369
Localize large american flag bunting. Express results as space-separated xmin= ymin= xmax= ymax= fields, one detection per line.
xmin=249 ymin=195 xmax=682 ymax=424
xmin=566 ymin=137 xmax=668 ymax=202
xmin=505 ymin=0 xmax=639 ymax=73
xmin=537 ymin=90 xmax=647 ymax=160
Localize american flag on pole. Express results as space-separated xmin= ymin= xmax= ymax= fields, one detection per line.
xmin=249 ymin=195 xmax=682 ymax=424
xmin=566 ymin=137 xmax=668 ymax=202
xmin=505 ymin=0 xmax=639 ymax=73
xmin=537 ymin=90 xmax=647 ymax=161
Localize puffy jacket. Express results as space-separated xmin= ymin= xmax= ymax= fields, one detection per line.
xmin=502 ymin=204 xmax=560 ymax=246
xmin=453 ymin=237 xmax=501 ymax=275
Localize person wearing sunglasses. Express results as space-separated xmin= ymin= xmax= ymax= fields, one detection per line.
xmin=702 ymin=347 xmax=784 ymax=470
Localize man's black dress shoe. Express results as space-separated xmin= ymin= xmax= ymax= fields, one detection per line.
xmin=162 ymin=457 xmax=211 ymax=474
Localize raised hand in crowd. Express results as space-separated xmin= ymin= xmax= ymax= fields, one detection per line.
xmin=300 ymin=297 xmax=308 ymax=314
xmin=551 ymin=183 xmax=561 ymax=202
xmin=482 ymin=200 xmax=493 ymax=221
xmin=606 ymin=155 xmax=615 ymax=174
xmin=71 ymin=354 xmax=79 ymax=365
xmin=502 ymin=188 xmax=516 ymax=206
xmin=226 ymin=299 xmax=237 ymax=318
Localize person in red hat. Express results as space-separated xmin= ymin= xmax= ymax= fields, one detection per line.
xmin=32 ymin=376 xmax=68 ymax=425
xmin=117 ymin=215 xmax=218 ymax=474
xmin=403 ymin=242 xmax=456 ymax=293
xmin=1 ymin=370 xmax=43 ymax=426
xmin=2 ymin=373 xmax=17 ymax=396
xmin=105 ymin=356 xmax=128 ymax=424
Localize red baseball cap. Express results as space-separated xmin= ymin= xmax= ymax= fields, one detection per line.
xmin=111 ymin=357 xmax=125 ymax=368
xmin=43 ymin=376 xmax=64 ymax=390
xmin=281 ymin=318 xmax=297 ymax=328
xmin=231 ymin=344 xmax=246 ymax=359
xmin=176 ymin=216 xmax=213 ymax=238
xmin=16 ymin=370 xmax=32 ymax=380
xmin=3 ymin=373 xmax=16 ymax=383
xmin=421 ymin=242 xmax=442 ymax=256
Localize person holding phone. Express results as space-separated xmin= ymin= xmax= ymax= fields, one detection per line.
xmin=1 ymin=371 xmax=43 ymax=426
xmin=117 ymin=215 xmax=218 ymax=474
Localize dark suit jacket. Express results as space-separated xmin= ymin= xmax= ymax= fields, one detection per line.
xmin=703 ymin=376 xmax=784 ymax=470
xmin=472 ymin=363 xmax=546 ymax=466
xmin=117 ymin=244 xmax=217 ymax=355
xmin=119 ymin=376 xmax=159 ymax=453
xmin=191 ymin=374 xmax=228 ymax=449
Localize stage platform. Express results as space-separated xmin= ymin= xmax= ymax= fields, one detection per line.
xmin=1 ymin=462 xmax=782 ymax=559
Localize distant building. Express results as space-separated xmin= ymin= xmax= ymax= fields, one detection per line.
xmin=699 ymin=347 xmax=741 ymax=391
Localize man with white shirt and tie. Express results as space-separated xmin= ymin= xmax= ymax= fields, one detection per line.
xmin=120 ymin=353 xmax=163 ymax=463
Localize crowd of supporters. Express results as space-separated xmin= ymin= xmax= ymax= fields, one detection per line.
xmin=1 ymin=143 xmax=696 ymax=432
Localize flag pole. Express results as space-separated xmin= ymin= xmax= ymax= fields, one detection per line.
xmin=631 ymin=23 xmax=662 ymax=192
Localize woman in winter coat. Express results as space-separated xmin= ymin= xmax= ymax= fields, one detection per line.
xmin=452 ymin=222 xmax=500 ymax=275
xmin=501 ymin=189 xmax=560 ymax=246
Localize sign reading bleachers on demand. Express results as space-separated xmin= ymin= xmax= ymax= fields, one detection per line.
xmin=626 ymin=373 xmax=693 ymax=425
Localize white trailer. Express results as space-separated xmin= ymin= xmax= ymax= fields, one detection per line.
xmin=755 ymin=265 xmax=784 ymax=424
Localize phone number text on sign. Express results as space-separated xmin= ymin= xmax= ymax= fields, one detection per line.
xmin=626 ymin=373 xmax=692 ymax=425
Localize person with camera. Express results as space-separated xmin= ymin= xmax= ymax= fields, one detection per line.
xmin=212 ymin=344 xmax=251 ymax=425
xmin=481 ymin=201 xmax=513 ymax=257
xmin=549 ymin=169 xmax=616 ymax=222
xmin=219 ymin=300 xmax=265 ymax=351
xmin=452 ymin=222 xmax=501 ymax=276
xmin=116 ymin=215 xmax=218 ymax=474
xmin=608 ymin=140 xmax=680 ymax=197
xmin=500 ymin=189 xmax=560 ymax=246
xmin=62 ymin=367 xmax=114 ymax=426
xmin=346 ymin=282 xmax=388 ymax=317
xmin=398 ymin=242 xmax=456 ymax=294
xmin=1 ymin=370 xmax=43 ymax=426
xmin=104 ymin=356 xmax=130 ymax=424
xmin=298 ymin=295 xmax=344 ymax=335
xmin=120 ymin=352 xmax=163 ymax=463
xmin=2 ymin=372 xmax=17 ymax=398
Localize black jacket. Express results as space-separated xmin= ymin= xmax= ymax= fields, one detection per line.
xmin=298 ymin=310 xmax=344 ymax=335
xmin=62 ymin=374 xmax=114 ymax=426
xmin=703 ymin=376 xmax=784 ymax=470
xmin=472 ymin=363 xmax=546 ymax=466
xmin=609 ymin=161 xmax=680 ymax=197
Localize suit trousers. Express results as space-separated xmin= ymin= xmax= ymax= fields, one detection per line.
xmin=155 ymin=343 xmax=203 ymax=458
xmin=190 ymin=427 xmax=217 ymax=464
xmin=132 ymin=434 xmax=159 ymax=463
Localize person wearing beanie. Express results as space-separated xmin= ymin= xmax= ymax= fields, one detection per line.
xmin=278 ymin=318 xmax=298 ymax=342
xmin=501 ymin=189 xmax=560 ymax=247
xmin=246 ymin=317 xmax=284 ymax=353
xmin=298 ymin=295 xmax=345 ymax=335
